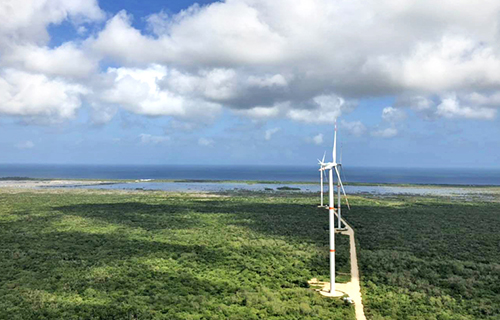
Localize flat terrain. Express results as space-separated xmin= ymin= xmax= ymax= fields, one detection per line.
xmin=0 ymin=189 xmax=353 ymax=320
xmin=1 ymin=187 xmax=499 ymax=319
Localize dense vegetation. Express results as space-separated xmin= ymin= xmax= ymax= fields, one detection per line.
xmin=2 ymin=187 xmax=499 ymax=319
xmin=343 ymin=195 xmax=500 ymax=320
xmin=0 ymin=190 xmax=353 ymax=320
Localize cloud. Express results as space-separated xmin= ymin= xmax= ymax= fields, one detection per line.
xmin=395 ymin=96 xmax=435 ymax=112
xmin=15 ymin=141 xmax=34 ymax=149
xmin=91 ymin=64 xmax=292 ymax=123
xmin=340 ymin=120 xmax=367 ymax=137
xmin=146 ymin=11 xmax=170 ymax=36
xmin=3 ymin=0 xmax=500 ymax=126
xmin=0 ymin=0 xmax=103 ymax=45
xmin=91 ymin=4 xmax=285 ymax=66
xmin=0 ymin=69 xmax=87 ymax=121
xmin=382 ymin=107 xmax=406 ymax=123
xmin=264 ymin=127 xmax=280 ymax=140
xmin=393 ymin=95 xmax=436 ymax=119
xmin=90 ymin=11 xmax=161 ymax=65
xmin=371 ymin=127 xmax=398 ymax=138
xmin=393 ymin=93 xmax=497 ymax=120
xmin=198 ymin=137 xmax=214 ymax=146
xmin=77 ymin=26 xmax=88 ymax=35
xmin=312 ymin=133 xmax=323 ymax=145
xmin=436 ymin=95 xmax=496 ymax=120
xmin=89 ymin=103 xmax=118 ymax=125
xmin=0 ymin=0 xmax=102 ymax=122
xmin=391 ymin=35 xmax=500 ymax=93
xmin=233 ymin=102 xmax=286 ymax=119
xmin=2 ymin=43 xmax=98 ymax=78
xmin=161 ymin=67 xmax=291 ymax=109
xmin=139 ymin=133 xmax=170 ymax=145
xmin=247 ymin=74 xmax=288 ymax=88
xmin=287 ymin=94 xmax=355 ymax=124
xmin=88 ymin=1 xmax=500 ymax=102
xmin=461 ymin=92 xmax=500 ymax=107
xmin=95 ymin=65 xmax=222 ymax=120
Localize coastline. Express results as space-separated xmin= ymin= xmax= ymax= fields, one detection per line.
xmin=2 ymin=177 xmax=500 ymax=188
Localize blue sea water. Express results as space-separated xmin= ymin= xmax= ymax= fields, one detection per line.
xmin=0 ymin=164 xmax=500 ymax=186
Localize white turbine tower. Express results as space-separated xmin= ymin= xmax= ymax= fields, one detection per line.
xmin=321 ymin=120 xmax=350 ymax=294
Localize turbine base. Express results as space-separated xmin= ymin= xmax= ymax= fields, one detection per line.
xmin=320 ymin=290 xmax=345 ymax=298
xmin=308 ymin=278 xmax=346 ymax=298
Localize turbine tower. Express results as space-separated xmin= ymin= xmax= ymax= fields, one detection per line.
xmin=319 ymin=119 xmax=350 ymax=294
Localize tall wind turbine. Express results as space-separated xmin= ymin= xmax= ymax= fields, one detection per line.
xmin=321 ymin=120 xmax=350 ymax=294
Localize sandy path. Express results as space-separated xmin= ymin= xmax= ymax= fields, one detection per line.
xmin=336 ymin=216 xmax=367 ymax=320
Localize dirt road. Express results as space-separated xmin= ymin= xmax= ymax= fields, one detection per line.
xmin=336 ymin=216 xmax=366 ymax=320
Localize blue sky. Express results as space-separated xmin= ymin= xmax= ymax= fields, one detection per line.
xmin=1 ymin=0 xmax=500 ymax=167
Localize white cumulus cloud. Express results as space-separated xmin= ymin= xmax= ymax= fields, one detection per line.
xmin=0 ymin=0 xmax=102 ymax=122
xmin=0 ymin=0 xmax=103 ymax=45
xmin=287 ymin=94 xmax=354 ymax=124
xmin=2 ymin=43 xmax=98 ymax=78
xmin=436 ymin=95 xmax=496 ymax=120
xmin=0 ymin=69 xmax=87 ymax=121
xmin=95 ymin=65 xmax=222 ymax=120
xmin=3 ymin=0 xmax=500 ymax=125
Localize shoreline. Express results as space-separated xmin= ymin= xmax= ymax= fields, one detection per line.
xmin=2 ymin=177 xmax=500 ymax=189
xmin=1 ymin=179 xmax=499 ymax=201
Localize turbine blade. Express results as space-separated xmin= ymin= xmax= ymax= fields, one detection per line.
xmin=322 ymin=151 xmax=326 ymax=163
xmin=339 ymin=164 xmax=347 ymax=188
xmin=340 ymin=143 xmax=343 ymax=164
xmin=333 ymin=120 xmax=337 ymax=163
xmin=335 ymin=166 xmax=350 ymax=210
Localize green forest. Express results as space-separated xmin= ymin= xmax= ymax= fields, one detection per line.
xmin=1 ymin=188 xmax=499 ymax=319
xmin=0 ymin=190 xmax=353 ymax=320
xmin=343 ymin=194 xmax=500 ymax=319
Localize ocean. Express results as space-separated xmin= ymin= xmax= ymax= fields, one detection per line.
xmin=0 ymin=164 xmax=500 ymax=186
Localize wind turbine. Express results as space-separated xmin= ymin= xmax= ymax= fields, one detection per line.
xmin=318 ymin=152 xmax=327 ymax=207
xmin=321 ymin=120 xmax=350 ymax=294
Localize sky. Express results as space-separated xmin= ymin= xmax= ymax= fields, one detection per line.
xmin=1 ymin=0 xmax=500 ymax=168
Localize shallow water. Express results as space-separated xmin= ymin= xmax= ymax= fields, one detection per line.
xmin=57 ymin=181 xmax=498 ymax=197
xmin=3 ymin=164 xmax=500 ymax=185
